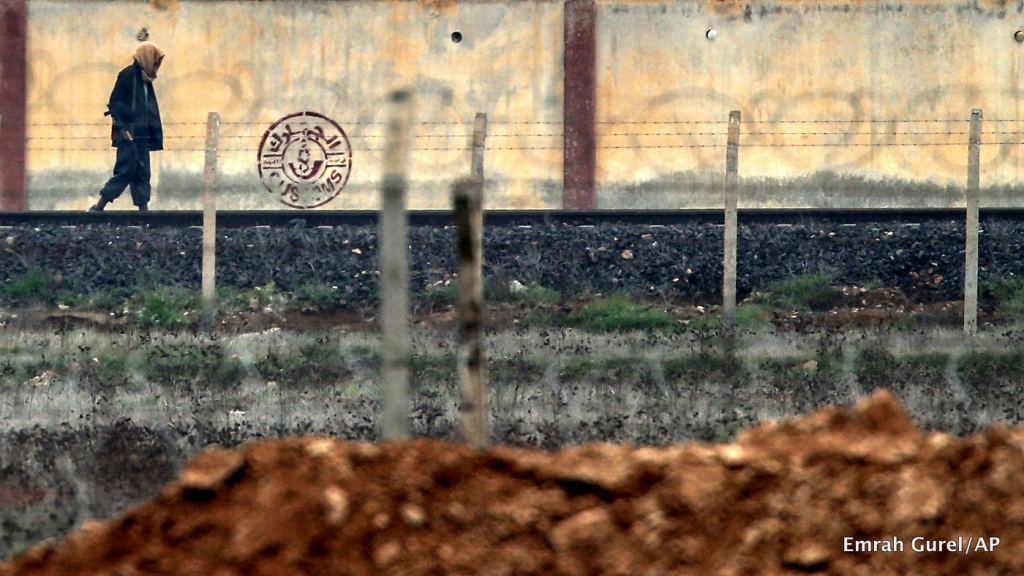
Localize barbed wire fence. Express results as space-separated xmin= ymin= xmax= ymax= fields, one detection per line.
xmin=20 ymin=116 xmax=1024 ymax=152
xmin=15 ymin=114 xmax=1015 ymax=174
xmin=13 ymin=110 xmax=1019 ymax=335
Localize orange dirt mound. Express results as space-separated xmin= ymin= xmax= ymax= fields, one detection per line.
xmin=3 ymin=390 xmax=1024 ymax=576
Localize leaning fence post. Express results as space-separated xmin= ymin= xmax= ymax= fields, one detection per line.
xmin=380 ymin=90 xmax=415 ymax=440
xmin=722 ymin=110 xmax=741 ymax=331
xmin=472 ymin=112 xmax=487 ymax=180
xmin=964 ymin=109 xmax=982 ymax=337
xmin=201 ymin=112 xmax=220 ymax=331
xmin=453 ymin=178 xmax=488 ymax=447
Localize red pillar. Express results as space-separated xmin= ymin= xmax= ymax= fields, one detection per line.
xmin=563 ymin=0 xmax=596 ymax=210
xmin=0 ymin=0 xmax=28 ymax=211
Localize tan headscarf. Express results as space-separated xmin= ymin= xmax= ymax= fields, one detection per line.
xmin=134 ymin=42 xmax=165 ymax=83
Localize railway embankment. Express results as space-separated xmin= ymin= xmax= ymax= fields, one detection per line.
xmin=0 ymin=218 xmax=1023 ymax=307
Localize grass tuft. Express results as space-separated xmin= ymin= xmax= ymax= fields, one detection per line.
xmin=563 ymin=294 xmax=680 ymax=333
xmin=134 ymin=289 xmax=198 ymax=328
xmin=292 ymin=284 xmax=346 ymax=313
xmin=144 ymin=344 xmax=243 ymax=390
xmin=748 ymin=273 xmax=844 ymax=312
xmin=987 ymin=278 xmax=1024 ymax=323
xmin=770 ymin=273 xmax=839 ymax=310
xmin=255 ymin=342 xmax=352 ymax=389
xmin=510 ymin=283 xmax=562 ymax=306
xmin=5 ymin=269 xmax=57 ymax=305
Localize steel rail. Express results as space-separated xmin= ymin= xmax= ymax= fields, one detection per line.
xmin=0 ymin=208 xmax=1023 ymax=228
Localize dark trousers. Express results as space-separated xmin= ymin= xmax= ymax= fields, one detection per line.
xmin=100 ymin=143 xmax=151 ymax=206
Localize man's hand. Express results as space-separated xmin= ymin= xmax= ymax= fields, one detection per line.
xmin=121 ymin=129 xmax=133 ymax=142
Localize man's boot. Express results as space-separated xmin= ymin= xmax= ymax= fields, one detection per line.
xmin=88 ymin=198 xmax=109 ymax=212
xmin=138 ymin=204 xmax=149 ymax=212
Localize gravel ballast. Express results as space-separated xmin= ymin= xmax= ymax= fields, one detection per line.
xmin=0 ymin=219 xmax=1021 ymax=304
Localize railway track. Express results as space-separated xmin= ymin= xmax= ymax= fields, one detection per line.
xmin=1 ymin=208 xmax=1024 ymax=228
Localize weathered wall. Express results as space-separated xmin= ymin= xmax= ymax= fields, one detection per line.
xmin=596 ymin=0 xmax=1024 ymax=208
xmin=25 ymin=0 xmax=564 ymax=210
xmin=16 ymin=0 xmax=1024 ymax=210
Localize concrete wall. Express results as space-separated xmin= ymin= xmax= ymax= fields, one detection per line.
xmin=596 ymin=0 xmax=1024 ymax=209
xmin=25 ymin=0 xmax=564 ymax=210
xmin=16 ymin=0 xmax=1024 ymax=210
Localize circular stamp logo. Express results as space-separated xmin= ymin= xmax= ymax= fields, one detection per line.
xmin=258 ymin=112 xmax=353 ymax=209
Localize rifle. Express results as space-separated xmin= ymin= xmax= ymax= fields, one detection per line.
xmin=103 ymin=68 xmax=143 ymax=168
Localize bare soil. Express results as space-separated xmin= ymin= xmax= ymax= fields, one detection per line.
xmin=3 ymin=390 xmax=1023 ymax=576
xmin=3 ymin=283 xmax=1000 ymax=336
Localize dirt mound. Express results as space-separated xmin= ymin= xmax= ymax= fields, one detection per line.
xmin=3 ymin=390 xmax=1024 ymax=575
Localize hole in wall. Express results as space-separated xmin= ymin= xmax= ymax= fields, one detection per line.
xmin=451 ymin=31 xmax=463 ymax=43
xmin=137 ymin=27 xmax=150 ymax=42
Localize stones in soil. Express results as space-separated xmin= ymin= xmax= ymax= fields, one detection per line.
xmin=4 ymin=391 xmax=1024 ymax=575
xmin=1 ymin=220 xmax=1023 ymax=303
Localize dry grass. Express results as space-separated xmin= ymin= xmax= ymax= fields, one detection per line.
xmin=1 ymin=325 xmax=1022 ymax=437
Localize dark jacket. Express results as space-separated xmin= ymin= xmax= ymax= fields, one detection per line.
xmin=105 ymin=61 xmax=163 ymax=150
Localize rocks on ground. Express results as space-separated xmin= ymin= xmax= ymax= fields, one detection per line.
xmin=2 ymin=220 xmax=1023 ymax=305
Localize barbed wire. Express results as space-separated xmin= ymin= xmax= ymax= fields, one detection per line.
xmin=18 ymin=116 xmax=1024 ymax=152
xmin=744 ymin=119 xmax=974 ymax=124
xmin=34 ymin=140 xmax=1024 ymax=152
xmin=17 ymin=117 xmax=1024 ymax=129
xmin=742 ymin=130 xmax=972 ymax=136
xmin=22 ymin=130 xmax=1024 ymax=140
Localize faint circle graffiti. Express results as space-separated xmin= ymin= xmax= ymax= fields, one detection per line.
xmin=258 ymin=111 xmax=353 ymax=209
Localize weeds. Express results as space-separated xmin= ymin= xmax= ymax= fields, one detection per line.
xmin=4 ymin=269 xmax=57 ymax=305
xmin=513 ymin=284 xmax=562 ymax=306
xmin=957 ymin=350 xmax=1024 ymax=393
xmin=562 ymin=294 xmax=680 ymax=333
xmin=255 ymin=342 xmax=352 ymax=389
xmin=987 ymin=278 xmax=1024 ymax=323
xmin=855 ymin=344 xmax=900 ymax=390
xmin=143 ymin=344 xmax=243 ymax=391
xmin=489 ymin=356 xmax=547 ymax=386
xmin=75 ymin=287 xmax=135 ymax=311
xmin=134 ymin=289 xmax=198 ymax=328
xmin=249 ymin=282 xmax=285 ymax=310
xmin=663 ymin=353 xmax=745 ymax=386
xmin=411 ymin=354 xmax=457 ymax=393
xmin=291 ymin=285 xmax=346 ymax=313
xmin=735 ymin=303 xmax=773 ymax=329
xmin=558 ymin=357 xmax=593 ymax=381
xmin=595 ymin=357 xmax=656 ymax=388
xmin=214 ymin=286 xmax=250 ymax=313
xmin=755 ymin=273 xmax=843 ymax=311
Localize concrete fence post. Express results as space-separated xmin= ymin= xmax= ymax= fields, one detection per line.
xmin=962 ymin=109 xmax=978 ymax=334
xmin=964 ymin=109 xmax=982 ymax=337
xmin=380 ymin=90 xmax=415 ymax=440
xmin=453 ymin=178 xmax=488 ymax=447
xmin=472 ymin=112 xmax=487 ymax=181
xmin=722 ymin=110 xmax=741 ymax=331
xmin=201 ymin=112 xmax=220 ymax=331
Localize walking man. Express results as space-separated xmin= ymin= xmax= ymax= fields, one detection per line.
xmin=90 ymin=42 xmax=165 ymax=212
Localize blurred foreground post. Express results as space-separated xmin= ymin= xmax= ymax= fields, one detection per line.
xmin=453 ymin=178 xmax=488 ymax=447
xmin=722 ymin=110 xmax=741 ymax=331
xmin=472 ymin=112 xmax=487 ymax=180
xmin=380 ymin=90 xmax=414 ymax=439
xmin=964 ymin=109 xmax=982 ymax=337
xmin=201 ymin=112 xmax=220 ymax=331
